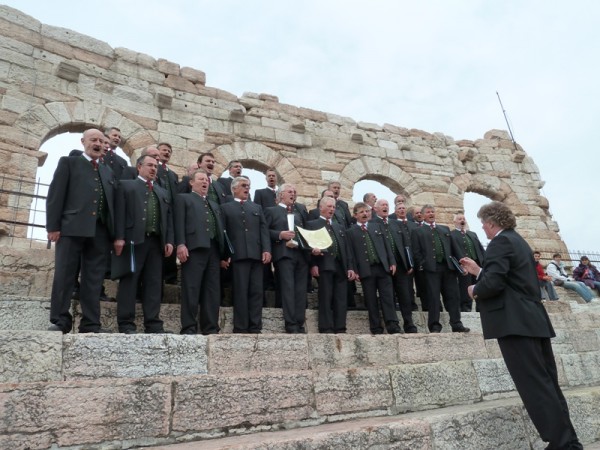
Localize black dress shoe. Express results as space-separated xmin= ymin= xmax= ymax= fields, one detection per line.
xmin=404 ymin=325 xmax=418 ymax=334
xmin=80 ymin=328 xmax=112 ymax=334
xmin=121 ymin=329 xmax=137 ymax=335
xmin=47 ymin=324 xmax=63 ymax=332
xmin=430 ymin=328 xmax=442 ymax=333
xmin=181 ymin=329 xmax=197 ymax=335
xmin=452 ymin=325 xmax=470 ymax=333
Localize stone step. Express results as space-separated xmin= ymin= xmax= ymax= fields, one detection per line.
xmin=2 ymin=294 xmax=599 ymax=335
xmin=138 ymin=386 xmax=600 ymax=450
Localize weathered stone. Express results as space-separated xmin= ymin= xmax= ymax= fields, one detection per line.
xmin=0 ymin=378 xmax=171 ymax=448
xmin=62 ymin=334 xmax=208 ymax=379
xmin=314 ymin=367 xmax=394 ymax=415
xmin=172 ymin=372 xmax=316 ymax=432
xmin=560 ymin=351 xmax=600 ymax=387
xmin=390 ymin=360 xmax=482 ymax=411
xmin=207 ymin=334 xmax=309 ymax=375
xmin=472 ymin=358 xmax=516 ymax=399
xmin=308 ymin=334 xmax=400 ymax=370
xmin=0 ymin=331 xmax=62 ymax=382
xmin=397 ymin=333 xmax=488 ymax=364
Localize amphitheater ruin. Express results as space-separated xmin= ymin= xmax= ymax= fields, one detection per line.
xmin=1 ymin=5 xmax=599 ymax=450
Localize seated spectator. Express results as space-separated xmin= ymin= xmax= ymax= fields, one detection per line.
xmin=533 ymin=251 xmax=559 ymax=301
xmin=573 ymin=256 xmax=600 ymax=295
xmin=547 ymin=253 xmax=596 ymax=303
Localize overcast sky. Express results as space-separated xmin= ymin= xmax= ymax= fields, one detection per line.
xmin=6 ymin=0 xmax=599 ymax=252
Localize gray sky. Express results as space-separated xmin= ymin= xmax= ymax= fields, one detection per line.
xmin=7 ymin=0 xmax=599 ymax=251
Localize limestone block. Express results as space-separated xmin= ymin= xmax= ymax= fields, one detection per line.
xmin=322 ymin=138 xmax=360 ymax=154
xmin=314 ymin=367 xmax=394 ymax=415
xmin=397 ymin=333 xmax=488 ymax=364
xmin=261 ymin=117 xmax=290 ymax=130
xmin=62 ymin=334 xmax=208 ymax=379
xmin=0 ymin=378 xmax=171 ymax=448
xmin=390 ymin=360 xmax=482 ymax=412
xmin=101 ymin=93 xmax=160 ymax=120
xmin=41 ymin=24 xmax=113 ymax=57
xmin=273 ymin=128 xmax=312 ymax=147
xmin=181 ymin=66 xmax=206 ymax=85
xmin=427 ymin=403 xmax=532 ymax=450
xmin=308 ymin=334 xmax=400 ymax=370
xmin=559 ymin=351 xmax=600 ymax=387
xmin=472 ymin=359 xmax=516 ymax=399
xmin=165 ymin=74 xmax=198 ymax=94
xmin=485 ymin=339 xmax=503 ymax=359
xmin=157 ymin=121 xmax=204 ymax=141
xmin=158 ymin=58 xmax=180 ymax=75
xmin=207 ymin=335 xmax=309 ymax=375
xmin=0 ymin=6 xmax=42 ymax=31
xmin=171 ymin=372 xmax=316 ymax=432
xmin=113 ymin=84 xmax=154 ymax=103
xmin=0 ymin=331 xmax=62 ymax=383
xmin=114 ymin=47 xmax=157 ymax=67
xmin=565 ymin=387 xmax=600 ymax=445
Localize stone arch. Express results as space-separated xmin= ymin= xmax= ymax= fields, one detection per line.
xmin=339 ymin=156 xmax=422 ymax=202
xmin=212 ymin=140 xmax=307 ymax=196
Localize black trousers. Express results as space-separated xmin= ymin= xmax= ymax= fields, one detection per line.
xmin=498 ymin=336 xmax=582 ymax=450
xmin=317 ymin=261 xmax=348 ymax=333
xmin=391 ymin=269 xmax=415 ymax=326
xmin=457 ymin=272 xmax=476 ymax=311
xmin=116 ymin=236 xmax=164 ymax=333
xmin=231 ymin=259 xmax=264 ymax=333
xmin=423 ymin=264 xmax=462 ymax=331
xmin=49 ymin=222 xmax=109 ymax=333
xmin=361 ymin=264 xmax=399 ymax=334
xmin=274 ymin=251 xmax=308 ymax=333
xmin=180 ymin=241 xmax=221 ymax=334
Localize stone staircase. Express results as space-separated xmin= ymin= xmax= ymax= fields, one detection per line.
xmin=1 ymin=286 xmax=600 ymax=449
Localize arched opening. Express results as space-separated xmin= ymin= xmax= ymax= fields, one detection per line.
xmin=352 ymin=179 xmax=397 ymax=206
xmin=219 ymin=166 xmax=268 ymax=199
xmin=463 ymin=191 xmax=492 ymax=246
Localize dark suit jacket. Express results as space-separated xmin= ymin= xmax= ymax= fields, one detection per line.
xmin=177 ymin=175 xmax=192 ymax=194
xmin=253 ymin=187 xmax=277 ymax=209
xmin=174 ymin=192 xmax=224 ymax=255
xmin=115 ymin=178 xmax=174 ymax=247
xmin=220 ymin=200 xmax=271 ymax=261
xmin=308 ymin=204 xmax=346 ymax=226
xmin=157 ymin=164 xmax=179 ymax=202
xmin=336 ymin=199 xmax=353 ymax=228
xmin=104 ymin=150 xmax=129 ymax=180
xmin=264 ymin=205 xmax=309 ymax=263
xmin=411 ymin=223 xmax=462 ymax=273
xmin=46 ymin=155 xmax=116 ymax=237
xmin=473 ymin=228 xmax=555 ymax=340
xmin=210 ymin=178 xmax=231 ymax=204
xmin=346 ymin=222 xmax=396 ymax=278
xmin=306 ymin=218 xmax=353 ymax=272
xmin=450 ymin=229 xmax=485 ymax=263
xmin=217 ymin=176 xmax=233 ymax=195
xmin=121 ymin=166 xmax=138 ymax=181
xmin=371 ymin=217 xmax=412 ymax=271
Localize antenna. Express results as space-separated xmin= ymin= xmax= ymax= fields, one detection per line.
xmin=496 ymin=91 xmax=519 ymax=153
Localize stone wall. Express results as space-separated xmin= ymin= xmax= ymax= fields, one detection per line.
xmin=0 ymin=5 xmax=566 ymax=254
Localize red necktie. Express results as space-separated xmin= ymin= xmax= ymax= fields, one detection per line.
xmin=146 ymin=180 xmax=153 ymax=192
xmin=91 ymin=159 xmax=98 ymax=170
xmin=361 ymin=224 xmax=367 ymax=232
xmin=383 ymin=218 xmax=388 ymax=224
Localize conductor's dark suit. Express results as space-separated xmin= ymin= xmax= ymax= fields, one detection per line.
xmin=451 ymin=228 xmax=485 ymax=312
xmin=307 ymin=217 xmax=353 ymax=333
xmin=46 ymin=155 xmax=115 ymax=333
xmin=114 ymin=178 xmax=174 ymax=333
xmin=253 ymin=187 xmax=277 ymax=209
xmin=265 ymin=205 xmax=309 ymax=333
xmin=175 ymin=192 xmax=224 ymax=334
xmin=371 ymin=216 xmax=416 ymax=331
xmin=221 ymin=200 xmax=271 ymax=333
xmin=208 ymin=177 xmax=231 ymax=204
xmin=411 ymin=222 xmax=465 ymax=332
xmin=347 ymin=222 xmax=400 ymax=334
xmin=472 ymin=228 xmax=581 ymax=449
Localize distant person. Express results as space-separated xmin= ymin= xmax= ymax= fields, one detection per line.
xmin=460 ymin=201 xmax=582 ymax=450
xmin=218 ymin=160 xmax=243 ymax=195
xmin=573 ymin=255 xmax=600 ymax=295
xmin=451 ymin=213 xmax=485 ymax=312
xmin=534 ymin=251 xmax=559 ymax=301
xmin=103 ymin=127 xmax=129 ymax=179
xmin=253 ymin=169 xmax=279 ymax=209
xmin=546 ymin=253 xmax=596 ymax=303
